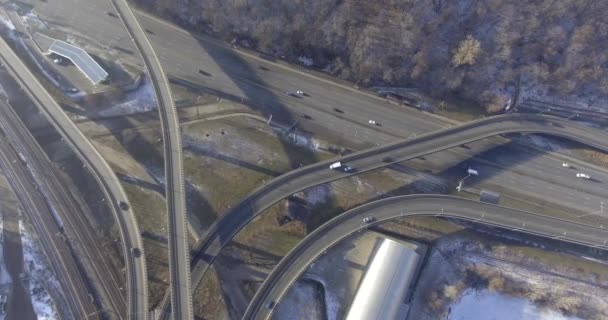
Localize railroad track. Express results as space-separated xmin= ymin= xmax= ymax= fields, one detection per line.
xmin=109 ymin=1 xmax=192 ymax=319
xmin=0 ymin=100 xmax=126 ymax=315
xmin=0 ymin=135 xmax=96 ymax=319
xmin=0 ymin=36 xmax=147 ymax=319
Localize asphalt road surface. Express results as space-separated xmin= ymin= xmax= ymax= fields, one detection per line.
xmin=109 ymin=1 xmax=192 ymax=319
xmin=0 ymin=36 xmax=148 ymax=319
xmin=11 ymin=0 xmax=608 ymax=314
xmin=19 ymin=0 xmax=608 ymax=224
xmin=243 ymin=195 xmax=608 ymax=320
xmin=188 ymin=114 xmax=608 ymax=295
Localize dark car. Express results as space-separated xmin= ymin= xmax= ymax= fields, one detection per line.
xmin=131 ymin=247 xmax=141 ymax=258
xmin=118 ymin=201 xmax=129 ymax=211
xmin=382 ymin=156 xmax=393 ymax=163
xmin=105 ymin=11 xmax=117 ymax=18
xmin=198 ymin=69 xmax=212 ymax=76
xmin=267 ymin=301 xmax=276 ymax=309
xmin=333 ymin=107 xmax=344 ymax=113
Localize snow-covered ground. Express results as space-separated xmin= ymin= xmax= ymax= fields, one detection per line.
xmin=447 ymin=290 xmax=583 ymax=320
xmin=525 ymin=134 xmax=568 ymax=152
xmin=0 ymin=11 xmax=15 ymax=31
xmin=99 ymin=77 xmax=157 ymax=117
xmin=0 ymin=214 xmax=10 ymax=320
xmin=19 ymin=220 xmax=59 ymax=320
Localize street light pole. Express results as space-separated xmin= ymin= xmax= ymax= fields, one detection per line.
xmin=537 ymin=108 xmax=550 ymax=115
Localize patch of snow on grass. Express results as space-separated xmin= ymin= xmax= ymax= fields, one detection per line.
xmin=0 ymin=213 xmax=12 ymax=293
xmin=19 ymin=221 xmax=59 ymax=320
xmin=448 ymin=289 xmax=582 ymax=320
xmin=21 ymin=13 xmax=47 ymax=30
xmin=300 ymin=185 xmax=331 ymax=206
xmin=0 ymin=12 xmax=15 ymax=31
xmin=99 ymin=77 xmax=157 ymax=117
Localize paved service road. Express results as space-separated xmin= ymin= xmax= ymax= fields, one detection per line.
xmin=0 ymin=37 xmax=148 ymax=319
xmin=109 ymin=1 xmax=192 ymax=319
xmin=244 ymin=195 xmax=608 ymax=320
xmin=188 ymin=114 xmax=608 ymax=293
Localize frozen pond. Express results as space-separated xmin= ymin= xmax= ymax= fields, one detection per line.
xmin=448 ymin=290 xmax=582 ymax=320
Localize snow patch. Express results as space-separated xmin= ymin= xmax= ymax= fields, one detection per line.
xmin=298 ymin=56 xmax=314 ymax=66
xmin=0 ymin=12 xmax=15 ymax=31
xmin=19 ymin=221 xmax=59 ymax=320
xmin=448 ymin=290 xmax=583 ymax=320
xmin=299 ymin=184 xmax=331 ymax=206
xmin=526 ymin=134 xmax=567 ymax=152
xmin=99 ymin=77 xmax=157 ymax=117
xmin=21 ymin=13 xmax=47 ymax=30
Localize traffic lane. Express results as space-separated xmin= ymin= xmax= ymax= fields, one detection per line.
xmin=247 ymin=195 xmax=608 ymax=319
xmin=416 ymin=141 xmax=608 ymax=213
xmin=190 ymin=115 xmax=608 ymax=282
xmin=134 ymin=12 xmax=445 ymax=135
xmin=414 ymin=135 xmax=608 ymax=203
xmin=20 ymin=0 xmax=135 ymax=52
xmin=0 ymin=36 xmax=148 ymax=318
xmin=23 ymin=2 xmax=608 ymax=197
xmin=138 ymin=13 xmax=608 ymax=203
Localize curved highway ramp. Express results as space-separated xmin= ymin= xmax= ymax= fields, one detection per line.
xmin=188 ymin=113 xmax=608 ymax=293
xmin=109 ymin=1 xmax=192 ymax=319
xmin=245 ymin=195 xmax=608 ymax=319
xmin=0 ymin=36 xmax=148 ymax=319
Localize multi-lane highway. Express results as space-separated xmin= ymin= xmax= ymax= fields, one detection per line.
xmin=109 ymin=1 xmax=192 ymax=319
xmin=17 ymin=1 xmax=608 ymax=217
xmin=188 ymin=114 xmax=608 ymax=292
xmin=0 ymin=37 xmax=148 ymax=319
xmin=243 ymin=195 xmax=608 ymax=319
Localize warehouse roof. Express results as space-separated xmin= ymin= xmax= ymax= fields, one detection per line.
xmin=48 ymin=40 xmax=108 ymax=84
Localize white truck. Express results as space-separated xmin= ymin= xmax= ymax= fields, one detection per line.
xmin=329 ymin=161 xmax=342 ymax=170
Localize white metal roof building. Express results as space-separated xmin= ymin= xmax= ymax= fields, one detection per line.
xmin=48 ymin=40 xmax=108 ymax=84
xmin=345 ymin=237 xmax=424 ymax=320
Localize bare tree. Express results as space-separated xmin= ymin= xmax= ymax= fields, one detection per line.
xmin=452 ymin=35 xmax=482 ymax=66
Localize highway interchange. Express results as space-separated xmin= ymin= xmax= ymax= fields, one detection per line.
xmin=3 ymin=0 xmax=608 ymax=319
xmin=244 ymin=195 xmax=608 ymax=319
xmin=109 ymin=0 xmax=193 ymax=319
xmin=0 ymin=36 xmax=147 ymax=318
xmin=188 ymin=113 xmax=608 ymax=296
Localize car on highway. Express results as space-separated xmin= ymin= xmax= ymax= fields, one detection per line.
xmin=363 ymin=216 xmax=375 ymax=224
xmin=296 ymin=90 xmax=305 ymax=96
xmin=198 ymin=69 xmax=212 ymax=76
xmin=266 ymin=301 xmax=275 ymax=310
xmin=329 ymin=161 xmax=342 ymax=170
xmin=105 ymin=11 xmax=117 ymax=18
xmin=118 ymin=201 xmax=129 ymax=211
xmin=131 ymin=247 xmax=141 ymax=258
xmin=382 ymin=156 xmax=393 ymax=163
xmin=333 ymin=107 xmax=344 ymax=113
xmin=562 ymin=162 xmax=570 ymax=168
xmin=343 ymin=166 xmax=353 ymax=172
xmin=576 ymin=173 xmax=591 ymax=179
xmin=368 ymin=119 xmax=378 ymax=125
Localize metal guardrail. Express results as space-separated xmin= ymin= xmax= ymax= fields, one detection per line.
xmin=245 ymin=195 xmax=608 ymax=319
xmin=108 ymin=1 xmax=192 ymax=319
